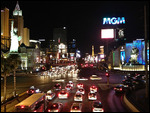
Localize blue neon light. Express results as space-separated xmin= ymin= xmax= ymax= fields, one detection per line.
xmin=103 ymin=17 xmax=125 ymax=25
xmin=120 ymin=51 xmax=125 ymax=64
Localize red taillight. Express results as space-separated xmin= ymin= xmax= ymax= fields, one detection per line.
xmin=101 ymin=108 xmax=104 ymax=112
xmin=120 ymin=88 xmax=122 ymax=91
xmin=21 ymin=105 xmax=25 ymax=109
xmin=58 ymin=93 xmax=60 ymax=97
xmin=55 ymin=109 xmax=59 ymax=112
xmin=32 ymin=90 xmax=34 ymax=93
xmin=27 ymin=91 xmax=28 ymax=93
xmin=48 ymin=109 xmax=51 ymax=112
xmin=114 ymin=88 xmax=116 ymax=90
xmin=34 ymin=110 xmax=37 ymax=112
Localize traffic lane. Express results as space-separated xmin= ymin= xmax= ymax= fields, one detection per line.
xmin=46 ymin=85 xmax=78 ymax=112
xmin=107 ymin=89 xmax=130 ymax=112
xmin=46 ymin=80 xmax=98 ymax=112
xmin=98 ymin=86 xmax=130 ymax=112
xmin=78 ymin=79 xmax=130 ymax=112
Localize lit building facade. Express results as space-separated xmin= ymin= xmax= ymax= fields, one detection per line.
xmin=1 ymin=7 xmax=10 ymax=50
xmin=108 ymin=39 xmax=149 ymax=71
xmin=13 ymin=1 xmax=24 ymax=45
xmin=23 ymin=27 xmax=30 ymax=46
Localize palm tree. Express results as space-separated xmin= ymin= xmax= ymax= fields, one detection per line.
xmin=1 ymin=56 xmax=12 ymax=112
xmin=8 ymin=54 xmax=21 ymax=97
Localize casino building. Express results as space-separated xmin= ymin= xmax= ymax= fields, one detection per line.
xmin=108 ymin=39 xmax=149 ymax=71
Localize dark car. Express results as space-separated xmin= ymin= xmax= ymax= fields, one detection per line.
xmin=114 ymin=85 xmax=124 ymax=93
xmin=26 ymin=86 xmax=41 ymax=95
xmin=122 ymin=79 xmax=132 ymax=84
xmin=53 ymin=84 xmax=61 ymax=91
xmin=132 ymin=79 xmax=146 ymax=90
xmin=46 ymin=102 xmax=63 ymax=112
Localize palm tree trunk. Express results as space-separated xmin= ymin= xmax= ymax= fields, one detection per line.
xmin=4 ymin=74 xmax=7 ymax=112
xmin=14 ymin=69 xmax=16 ymax=97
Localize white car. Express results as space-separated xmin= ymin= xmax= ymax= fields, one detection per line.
xmin=74 ymin=93 xmax=83 ymax=102
xmin=68 ymin=81 xmax=74 ymax=87
xmin=90 ymin=75 xmax=102 ymax=80
xmin=76 ymin=88 xmax=85 ymax=95
xmin=77 ymin=83 xmax=84 ymax=89
xmin=92 ymin=101 xmax=104 ymax=112
xmin=46 ymin=90 xmax=55 ymax=101
xmin=65 ymin=84 xmax=72 ymax=91
xmin=88 ymin=92 xmax=97 ymax=100
xmin=77 ymin=77 xmax=88 ymax=81
xmin=58 ymin=90 xmax=68 ymax=99
xmin=70 ymin=103 xmax=82 ymax=112
xmin=90 ymin=85 xmax=97 ymax=93
xmin=52 ymin=79 xmax=65 ymax=82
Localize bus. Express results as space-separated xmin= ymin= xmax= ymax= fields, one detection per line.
xmin=15 ymin=93 xmax=47 ymax=112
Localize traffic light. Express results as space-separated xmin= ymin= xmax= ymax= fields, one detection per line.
xmin=106 ymin=72 xmax=109 ymax=77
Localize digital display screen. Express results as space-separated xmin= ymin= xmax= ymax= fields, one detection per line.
xmin=101 ymin=29 xmax=114 ymax=39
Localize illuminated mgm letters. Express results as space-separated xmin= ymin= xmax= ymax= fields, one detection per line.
xmin=103 ymin=17 xmax=125 ymax=25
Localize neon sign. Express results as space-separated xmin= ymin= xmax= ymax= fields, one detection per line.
xmin=103 ymin=17 xmax=125 ymax=25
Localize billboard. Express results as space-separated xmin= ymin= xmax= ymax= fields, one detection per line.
xmin=101 ymin=29 xmax=114 ymax=39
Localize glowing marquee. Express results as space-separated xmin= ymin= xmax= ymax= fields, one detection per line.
xmin=103 ymin=17 xmax=125 ymax=25
xmin=101 ymin=29 xmax=114 ymax=39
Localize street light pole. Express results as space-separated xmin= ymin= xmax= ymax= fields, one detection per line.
xmin=144 ymin=5 xmax=148 ymax=99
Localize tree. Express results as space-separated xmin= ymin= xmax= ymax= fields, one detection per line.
xmin=8 ymin=54 xmax=21 ymax=97
xmin=1 ymin=56 xmax=12 ymax=112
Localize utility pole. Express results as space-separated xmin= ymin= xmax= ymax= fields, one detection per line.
xmin=144 ymin=5 xmax=148 ymax=99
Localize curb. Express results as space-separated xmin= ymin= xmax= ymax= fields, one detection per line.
xmin=123 ymin=94 xmax=140 ymax=112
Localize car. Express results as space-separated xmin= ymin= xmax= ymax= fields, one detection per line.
xmin=90 ymin=75 xmax=102 ymax=80
xmin=52 ymin=78 xmax=65 ymax=82
xmin=92 ymin=101 xmax=104 ymax=112
xmin=47 ymin=102 xmax=63 ymax=112
xmin=76 ymin=88 xmax=85 ymax=95
xmin=26 ymin=86 xmax=41 ymax=95
xmin=74 ymin=93 xmax=83 ymax=102
xmin=68 ymin=81 xmax=74 ymax=87
xmin=132 ymin=79 xmax=146 ymax=89
xmin=70 ymin=103 xmax=82 ymax=112
xmin=134 ymin=74 xmax=146 ymax=80
xmin=77 ymin=77 xmax=88 ymax=81
xmin=90 ymin=85 xmax=97 ymax=93
xmin=58 ymin=89 xmax=68 ymax=99
xmin=114 ymin=85 xmax=124 ymax=93
xmin=88 ymin=92 xmax=97 ymax=100
xmin=77 ymin=83 xmax=84 ymax=89
xmin=122 ymin=79 xmax=132 ymax=84
xmin=54 ymin=84 xmax=61 ymax=91
xmin=65 ymin=84 xmax=72 ymax=91
xmin=46 ymin=90 xmax=55 ymax=101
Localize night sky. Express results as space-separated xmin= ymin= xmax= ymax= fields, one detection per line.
xmin=1 ymin=0 xmax=149 ymax=57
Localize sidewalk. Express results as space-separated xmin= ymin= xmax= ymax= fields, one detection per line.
xmin=126 ymin=88 xmax=149 ymax=112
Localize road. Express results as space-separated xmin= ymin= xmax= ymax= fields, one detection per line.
xmin=1 ymin=67 xmax=130 ymax=112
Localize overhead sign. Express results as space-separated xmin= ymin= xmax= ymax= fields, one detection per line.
xmin=103 ymin=17 xmax=125 ymax=25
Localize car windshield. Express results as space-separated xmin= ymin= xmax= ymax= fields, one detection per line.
xmin=90 ymin=93 xmax=96 ymax=96
xmin=54 ymin=84 xmax=60 ymax=87
xmin=72 ymin=106 xmax=79 ymax=110
xmin=50 ymin=104 xmax=58 ymax=109
xmin=76 ymin=94 xmax=81 ymax=97
xmin=93 ymin=103 xmax=103 ymax=108
xmin=60 ymin=91 xmax=66 ymax=94
xmin=79 ymin=89 xmax=84 ymax=92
